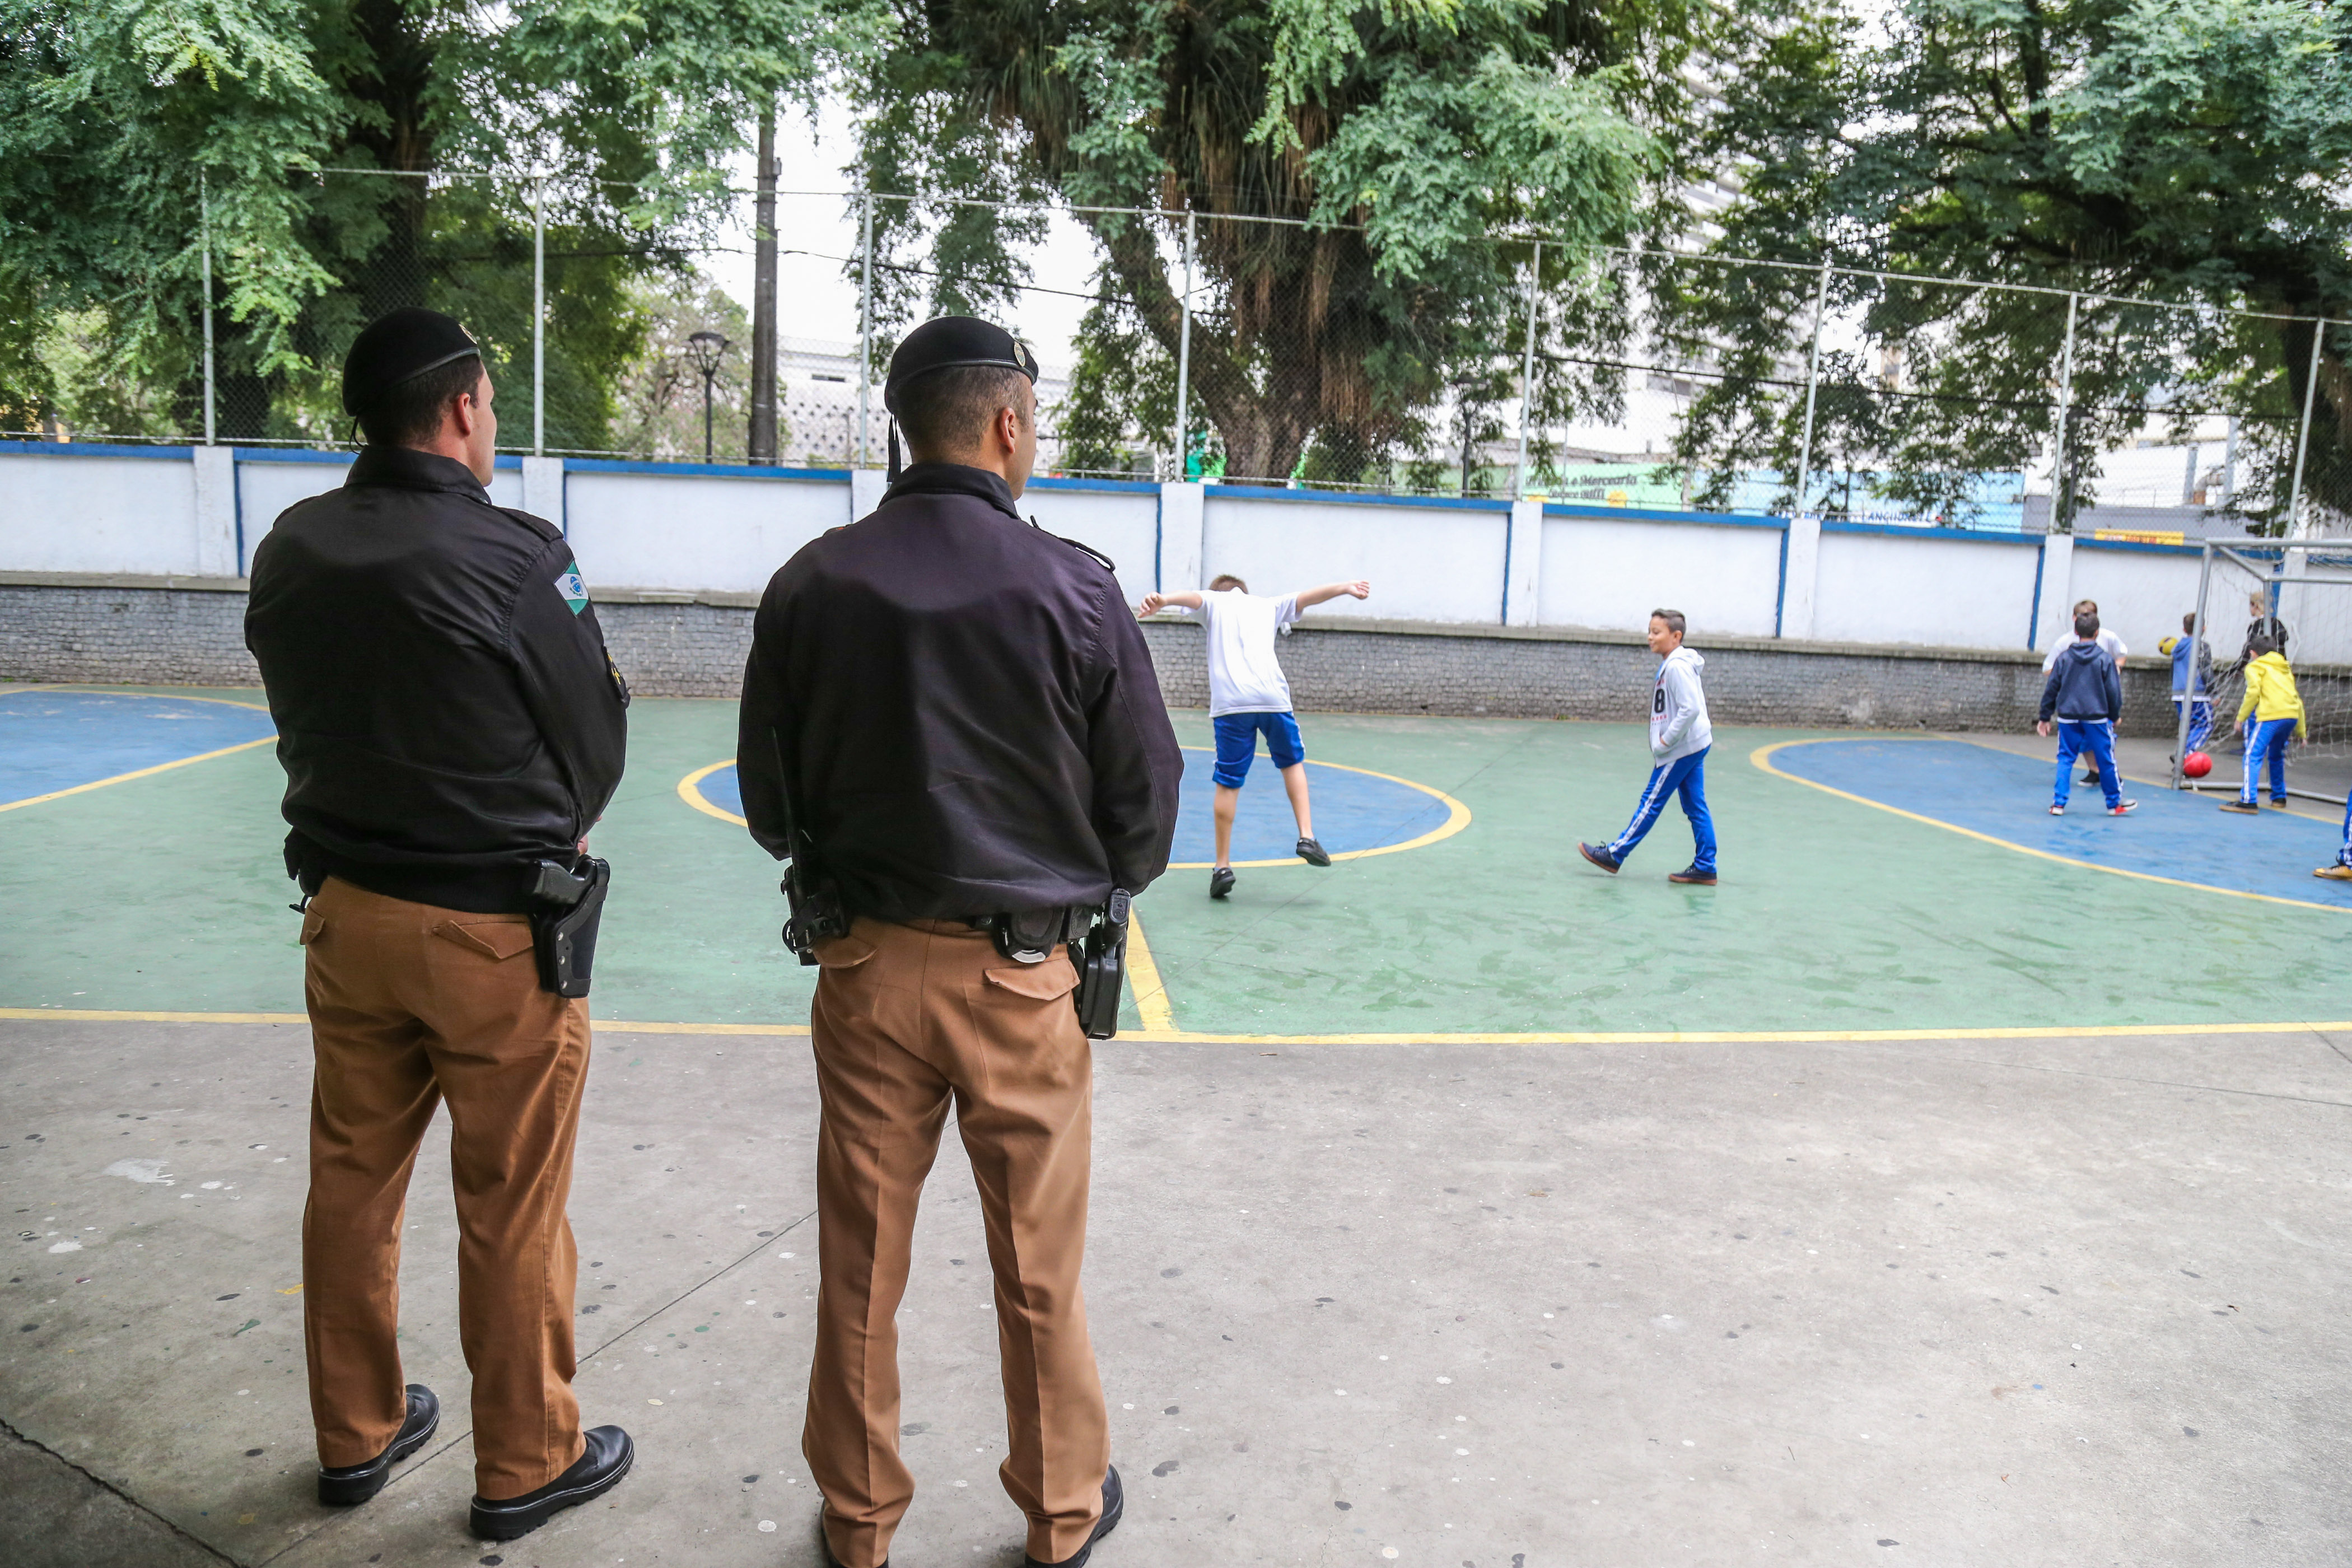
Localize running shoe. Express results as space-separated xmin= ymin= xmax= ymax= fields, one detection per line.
xmin=1578 ymin=842 xmax=1621 ymax=874
xmin=2266 ymin=798 xmax=2290 ymax=810
xmin=2107 ymin=800 xmax=2136 ymax=816
xmin=2314 ymin=865 xmax=2352 ymax=881
xmin=2219 ymin=800 xmax=2260 ymax=814
xmin=2048 ymin=804 xmax=2065 ymax=815
xmin=1295 ymin=837 xmax=1332 ymax=866
xmin=1667 ymin=866 xmax=1716 ymax=885
xmin=1209 ymin=866 xmax=1235 ymax=899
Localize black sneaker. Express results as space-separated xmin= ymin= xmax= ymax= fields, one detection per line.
xmin=470 ymin=1425 xmax=633 ymax=1541
xmin=1667 ymin=865 xmax=1716 ymax=885
xmin=1577 ymin=842 xmax=1620 ymax=874
xmin=318 ymin=1384 xmax=439 ymax=1505
xmin=1024 ymin=1464 xmax=1124 ymax=1568
xmin=1209 ymin=866 xmax=1235 ymax=899
xmin=2219 ymin=800 xmax=2260 ymax=814
xmin=1295 ymin=837 xmax=1332 ymax=867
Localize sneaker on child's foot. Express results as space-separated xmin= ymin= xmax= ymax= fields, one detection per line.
xmin=1577 ymin=842 xmax=1621 ymax=874
xmin=2314 ymin=864 xmax=2352 ymax=881
xmin=1295 ymin=837 xmax=1332 ymax=867
xmin=2220 ymin=800 xmax=2260 ymax=814
xmin=1667 ymin=866 xmax=1716 ymax=885
xmin=2266 ymin=797 xmax=2290 ymax=809
xmin=1209 ymin=866 xmax=1235 ymax=899
xmin=2108 ymin=800 xmax=2137 ymax=816
xmin=2048 ymin=803 xmax=2066 ymax=816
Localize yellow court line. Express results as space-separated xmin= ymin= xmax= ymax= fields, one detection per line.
xmin=1169 ymin=745 xmax=1473 ymax=869
xmin=1123 ymin=911 xmax=1176 ymax=1033
xmin=11 ymin=1007 xmax=2352 ymax=1047
xmin=0 ymin=735 xmax=278 ymax=814
xmin=1751 ymin=737 xmax=2352 ymax=917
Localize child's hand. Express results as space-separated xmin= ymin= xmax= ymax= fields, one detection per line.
xmin=2036 ymin=720 xmax=2052 ymax=738
xmin=1137 ymin=593 xmax=1168 ymax=617
xmin=1342 ymin=580 xmax=1371 ymax=600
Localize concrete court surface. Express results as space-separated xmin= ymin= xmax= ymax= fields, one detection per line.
xmin=8 ymin=1016 xmax=2352 ymax=1567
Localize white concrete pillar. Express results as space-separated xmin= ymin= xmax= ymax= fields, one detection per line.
xmin=1158 ymin=481 xmax=1206 ymax=594
xmin=1778 ymin=512 xmax=1821 ymax=639
xmin=850 ymin=467 xmax=889 ymax=523
xmin=1504 ymin=498 xmax=1542 ymax=626
xmin=522 ymin=455 xmax=565 ymax=532
xmin=2033 ymin=534 xmax=2076 ymax=652
xmin=192 ymin=444 xmax=239 ymax=577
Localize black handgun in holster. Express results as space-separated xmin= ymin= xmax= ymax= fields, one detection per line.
xmin=1071 ymin=888 xmax=1132 ymax=1042
xmin=528 ymin=856 xmax=610 ymax=998
xmin=780 ymin=858 xmax=850 ymax=965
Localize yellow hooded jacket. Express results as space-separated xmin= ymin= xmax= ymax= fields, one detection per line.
xmin=2234 ymin=651 xmax=2306 ymax=731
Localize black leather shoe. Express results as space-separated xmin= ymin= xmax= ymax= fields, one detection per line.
xmin=1024 ymin=1464 xmax=1123 ymax=1567
xmin=1295 ymin=837 xmax=1332 ymax=867
xmin=1209 ymin=866 xmax=1235 ymax=899
xmin=470 ymin=1425 xmax=633 ymax=1541
xmin=318 ymin=1384 xmax=439 ymax=1505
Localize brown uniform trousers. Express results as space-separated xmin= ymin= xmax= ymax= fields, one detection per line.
xmin=806 ymin=917 xmax=1108 ymax=1568
xmin=298 ymin=876 xmax=590 ymax=1500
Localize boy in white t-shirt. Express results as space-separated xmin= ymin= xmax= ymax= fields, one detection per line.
xmin=1138 ymin=573 xmax=1371 ymax=898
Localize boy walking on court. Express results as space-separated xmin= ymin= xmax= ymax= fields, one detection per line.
xmin=2037 ymin=609 xmax=2135 ymax=816
xmin=2220 ymin=633 xmax=2304 ymax=814
xmin=1139 ymin=573 xmax=1372 ymax=898
xmin=1578 ymin=609 xmax=1717 ymax=885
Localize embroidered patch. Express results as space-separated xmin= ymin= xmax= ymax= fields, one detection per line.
xmin=554 ymin=563 xmax=589 ymax=615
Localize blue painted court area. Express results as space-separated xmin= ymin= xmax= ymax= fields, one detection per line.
xmin=686 ymin=748 xmax=1455 ymax=867
xmin=1766 ymin=736 xmax=2352 ymax=909
xmin=0 ymin=690 xmax=277 ymax=808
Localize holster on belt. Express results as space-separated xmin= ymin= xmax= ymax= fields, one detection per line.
xmin=528 ymin=856 xmax=610 ymax=998
xmin=1071 ymin=889 xmax=1132 ymax=1042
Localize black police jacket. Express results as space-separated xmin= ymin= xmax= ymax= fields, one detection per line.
xmin=245 ymin=446 xmax=630 ymax=913
xmin=736 ymin=461 xmax=1183 ymax=921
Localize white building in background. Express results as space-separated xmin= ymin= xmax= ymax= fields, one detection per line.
xmin=775 ymin=335 xmax=1077 ymax=470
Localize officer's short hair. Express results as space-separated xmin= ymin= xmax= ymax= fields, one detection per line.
xmin=359 ymin=357 xmax=487 ymax=449
xmin=897 ymin=365 xmax=1032 ymax=457
xmin=2075 ymin=610 xmax=2101 ymax=640
xmin=1650 ymin=608 xmax=1686 ymax=637
xmin=1210 ymin=574 xmax=1247 ymax=593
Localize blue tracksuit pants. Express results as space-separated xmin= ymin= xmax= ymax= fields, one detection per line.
xmin=1607 ymin=746 xmax=1716 ymax=872
xmin=2052 ymin=721 xmax=2121 ymax=809
xmin=2242 ymin=716 xmax=2296 ymax=804
xmin=2174 ymin=697 xmax=2213 ymax=754
xmin=2338 ymin=794 xmax=2352 ymax=869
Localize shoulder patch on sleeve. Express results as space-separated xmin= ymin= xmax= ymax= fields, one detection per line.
xmin=553 ymin=561 xmax=590 ymax=615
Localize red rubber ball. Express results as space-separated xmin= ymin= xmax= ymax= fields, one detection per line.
xmin=2182 ymin=750 xmax=2213 ymax=778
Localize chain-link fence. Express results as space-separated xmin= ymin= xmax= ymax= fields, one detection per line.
xmin=14 ymin=172 xmax=2349 ymax=535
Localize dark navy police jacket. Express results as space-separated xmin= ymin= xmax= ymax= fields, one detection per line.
xmin=245 ymin=446 xmax=630 ymax=913
xmin=736 ymin=461 xmax=1183 ymax=921
xmin=2038 ymin=638 xmax=2122 ymax=725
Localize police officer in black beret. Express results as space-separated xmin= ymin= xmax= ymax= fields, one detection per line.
xmin=738 ymin=317 xmax=1183 ymax=1568
xmin=244 ymin=307 xmax=634 ymax=1541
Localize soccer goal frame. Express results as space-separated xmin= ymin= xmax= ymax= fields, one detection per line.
xmin=2173 ymin=538 xmax=2352 ymax=804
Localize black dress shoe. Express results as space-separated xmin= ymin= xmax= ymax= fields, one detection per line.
xmin=1295 ymin=836 xmax=1332 ymax=866
xmin=318 ymin=1384 xmax=439 ymax=1505
xmin=1025 ymin=1464 xmax=1123 ymax=1567
xmin=470 ymin=1425 xmax=633 ymax=1541
xmin=1208 ymin=866 xmax=1235 ymax=899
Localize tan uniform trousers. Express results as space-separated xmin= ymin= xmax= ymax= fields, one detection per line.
xmin=805 ymin=917 xmax=1108 ymax=1568
xmin=298 ymin=876 xmax=590 ymax=1500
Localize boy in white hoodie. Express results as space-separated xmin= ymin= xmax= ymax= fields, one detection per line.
xmin=1579 ymin=608 xmax=1718 ymax=885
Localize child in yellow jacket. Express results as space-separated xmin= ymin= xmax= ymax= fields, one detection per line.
xmin=2220 ymin=635 xmax=2304 ymax=813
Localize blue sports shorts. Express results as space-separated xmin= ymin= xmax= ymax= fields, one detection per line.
xmin=1211 ymin=711 xmax=1305 ymax=787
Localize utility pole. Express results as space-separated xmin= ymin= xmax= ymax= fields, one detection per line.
xmin=1173 ymin=209 xmax=1195 ymax=475
xmin=1792 ymin=258 xmax=1831 ymax=514
xmin=1511 ymin=240 xmax=1542 ymax=499
xmin=2050 ymin=292 xmax=2079 ymax=532
xmin=856 ymin=184 xmax=875 ymax=468
xmin=748 ymin=103 xmax=779 ymax=465
xmin=2285 ymin=318 xmax=2326 ymax=536
xmin=532 ymin=172 xmax=546 ymax=457
xmin=199 ymin=172 xmax=216 ymax=446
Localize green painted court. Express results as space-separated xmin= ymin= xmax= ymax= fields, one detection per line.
xmin=7 ymin=685 xmax=2349 ymax=1039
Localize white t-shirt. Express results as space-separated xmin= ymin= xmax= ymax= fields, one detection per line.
xmin=1191 ymin=589 xmax=1300 ymax=716
xmin=2040 ymin=629 xmax=2126 ymax=674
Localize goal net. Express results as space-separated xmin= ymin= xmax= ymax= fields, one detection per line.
xmin=2177 ymin=540 xmax=2352 ymax=803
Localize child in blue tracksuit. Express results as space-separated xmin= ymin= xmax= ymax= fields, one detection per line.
xmin=2037 ymin=609 xmax=2135 ymax=815
xmin=1579 ymin=609 xmax=1717 ymax=884
xmin=2160 ymin=612 xmax=2215 ymax=756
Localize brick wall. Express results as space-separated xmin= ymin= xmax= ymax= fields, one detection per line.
xmin=0 ymin=578 xmax=2304 ymax=738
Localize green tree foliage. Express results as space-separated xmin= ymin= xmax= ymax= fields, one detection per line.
xmin=851 ymin=0 xmax=1704 ymax=481
xmin=1676 ymin=0 xmax=2352 ymax=527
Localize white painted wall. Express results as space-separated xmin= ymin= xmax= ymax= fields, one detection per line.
xmin=1203 ymin=493 xmax=1509 ymax=625
xmin=2063 ymin=543 xmax=2206 ymax=664
xmin=564 ymin=470 xmax=847 ymax=594
xmin=1813 ymin=529 xmax=2043 ymax=650
xmin=1011 ymin=484 xmax=1161 ymax=608
xmin=0 ymin=452 xmax=198 ymax=575
xmin=235 ymin=455 xmax=524 ymax=574
xmin=1538 ymin=513 xmax=1784 ymax=638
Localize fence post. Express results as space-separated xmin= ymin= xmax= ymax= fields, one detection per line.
xmin=857 ymin=184 xmax=875 ymax=469
xmin=199 ymin=172 xmax=216 ymax=446
xmin=1792 ymin=258 xmax=1830 ymax=514
xmin=532 ymin=172 xmax=546 ymax=458
xmin=2286 ymin=318 xmax=2326 ymax=535
xmin=1173 ymin=209 xmax=1196 ymax=475
xmin=2050 ymin=291 xmax=2079 ymax=532
xmin=1512 ymin=240 xmax=1542 ymax=500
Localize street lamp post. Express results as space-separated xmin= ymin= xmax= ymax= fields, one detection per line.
xmin=687 ymin=330 xmax=730 ymax=463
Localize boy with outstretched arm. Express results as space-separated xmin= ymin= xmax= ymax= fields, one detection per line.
xmin=2221 ymin=633 xmax=2304 ymax=814
xmin=1138 ymin=573 xmax=1372 ymax=898
xmin=1579 ymin=609 xmax=1718 ymax=885
xmin=2037 ymin=609 xmax=2135 ymax=816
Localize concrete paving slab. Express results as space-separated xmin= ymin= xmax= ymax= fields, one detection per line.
xmin=8 ymin=1018 xmax=2352 ymax=1566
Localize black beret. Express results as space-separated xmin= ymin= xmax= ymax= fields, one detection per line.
xmin=341 ymin=307 xmax=483 ymax=416
xmin=883 ymin=316 xmax=1038 ymax=416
